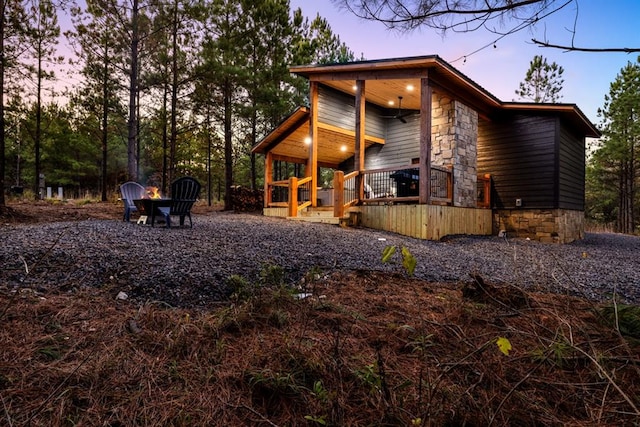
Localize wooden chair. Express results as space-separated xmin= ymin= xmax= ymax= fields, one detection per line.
xmin=119 ymin=181 xmax=145 ymax=222
xmin=158 ymin=177 xmax=201 ymax=228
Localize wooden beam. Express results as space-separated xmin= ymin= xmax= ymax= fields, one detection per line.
xmin=419 ymin=74 xmax=432 ymax=204
xmin=317 ymin=122 xmax=385 ymax=144
xmin=307 ymin=68 xmax=429 ymax=82
xmin=309 ymin=81 xmax=319 ymax=207
xmin=355 ymin=80 xmax=366 ymax=200
xmin=264 ymin=151 xmax=273 ymax=207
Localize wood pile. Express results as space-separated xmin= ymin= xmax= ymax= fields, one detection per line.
xmin=230 ymin=186 xmax=264 ymax=212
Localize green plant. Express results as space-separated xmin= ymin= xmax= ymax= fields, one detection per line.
xmin=381 ymin=245 xmax=417 ymax=276
xmin=226 ymin=274 xmax=254 ymax=302
xmin=259 ymin=263 xmax=285 ymax=287
xmin=354 ymin=362 xmax=382 ymax=394
xmin=304 ymin=414 xmax=327 ymax=425
xmin=310 ymin=380 xmax=329 ymax=403
xmin=600 ymin=304 xmax=640 ymax=339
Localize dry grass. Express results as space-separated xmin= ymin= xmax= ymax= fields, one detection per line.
xmin=1 ymin=269 xmax=639 ymax=426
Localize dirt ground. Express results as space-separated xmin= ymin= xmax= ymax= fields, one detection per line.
xmin=0 ymin=199 xmax=220 ymax=225
xmin=1 ymin=200 xmax=639 ymax=426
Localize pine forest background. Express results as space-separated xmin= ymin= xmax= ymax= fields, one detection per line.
xmin=0 ymin=0 xmax=638 ymax=234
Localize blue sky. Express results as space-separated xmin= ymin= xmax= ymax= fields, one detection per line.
xmin=289 ymin=1 xmax=640 ymax=125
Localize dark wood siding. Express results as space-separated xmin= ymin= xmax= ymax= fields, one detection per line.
xmin=558 ymin=122 xmax=586 ymax=210
xmin=478 ymin=114 xmax=558 ymax=209
xmin=365 ymin=114 xmax=420 ymax=169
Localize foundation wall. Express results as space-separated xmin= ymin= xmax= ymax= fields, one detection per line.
xmin=494 ymin=209 xmax=584 ymax=243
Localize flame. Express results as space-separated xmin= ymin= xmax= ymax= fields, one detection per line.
xmin=146 ymin=186 xmax=161 ymax=199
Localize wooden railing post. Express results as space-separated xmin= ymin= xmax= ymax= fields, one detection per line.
xmin=447 ymin=164 xmax=454 ymax=204
xmin=483 ymin=173 xmax=491 ymax=208
xmin=333 ymin=171 xmax=344 ymax=218
xmin=288 ymin=176 xmax=298 ymax=217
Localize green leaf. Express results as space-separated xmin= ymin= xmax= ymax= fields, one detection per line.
xmin=496 ymin=337 xmax=512 ymax=356
xmin=381 ymin=245 xmax=396 ymax=263
xmin=401 ymin=246 xmax=417 ymax=276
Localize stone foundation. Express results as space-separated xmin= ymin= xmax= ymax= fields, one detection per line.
xmin=494 ymin=209 xmax=584 ymax=243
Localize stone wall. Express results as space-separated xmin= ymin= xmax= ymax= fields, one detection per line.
xmin=453 ymin=101 xmax=478 ymax=207
xmin=430 ymin=94 xmax=478 ymax=207
xmin=494 ymin=209 xmax=585 ymax=243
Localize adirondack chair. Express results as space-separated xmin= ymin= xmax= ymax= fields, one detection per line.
xmin=119 ymin=181 xmax=145 ymax=222
xmin=157 ymin=177 xmax=201 ymax=228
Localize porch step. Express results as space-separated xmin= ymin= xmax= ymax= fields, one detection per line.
xmin=287 ymin=215 xmax=341 ymax=225
xmin=287 ymin=207 xmax=361 ymax=226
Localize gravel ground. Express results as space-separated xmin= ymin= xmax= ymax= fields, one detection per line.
xmin=1 ymin=211 xmax=639 ymax=307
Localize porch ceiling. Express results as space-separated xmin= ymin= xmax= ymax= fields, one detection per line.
xmin=326 ymin=79 xmax=423 ymax=111
xmin=253 ymin=107 xmax=385 ymax=167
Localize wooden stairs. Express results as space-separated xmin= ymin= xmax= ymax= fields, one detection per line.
xmin=287 ymin=206 xmax=360 ymax=226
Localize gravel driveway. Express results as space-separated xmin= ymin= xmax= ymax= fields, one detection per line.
xmin=2 ymin=212 xmax=639 ymax=307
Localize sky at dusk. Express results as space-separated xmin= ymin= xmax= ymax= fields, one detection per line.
xmin=289 ymin=1 xmax=640 ymax=125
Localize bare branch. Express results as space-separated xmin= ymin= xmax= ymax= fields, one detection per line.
xmin=532 ymin=39 xmax=640 ymax=53
xmin=336 ymin=0 xmax=639 ymax=54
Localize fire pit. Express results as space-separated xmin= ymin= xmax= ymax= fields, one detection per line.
xmin=133 ymin=198 xmax=172 ymax=227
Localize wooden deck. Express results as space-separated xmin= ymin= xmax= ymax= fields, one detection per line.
xmin=263 ymin=204 xmax=492 ymax=240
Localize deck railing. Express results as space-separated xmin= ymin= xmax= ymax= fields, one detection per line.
xmin=267 ymin=180 xmax=289 ymax=207
xmin=268 ymin=164 xmax=478 ymax=216
xmin=333 ymin=171 xmax=359 ymax=218
xmin=361 ymin=164 xmax=453 ymax=205
xmin=266 ymin=176 xmax=312 ymax=217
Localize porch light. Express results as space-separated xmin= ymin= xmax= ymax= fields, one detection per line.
xmin=388 ymin=100 xmax=394 ymax=106
xmin=303 ymin=136 xmax=312 ymax=145
xmin=406 ymin=84 xmax=414 ymax=91
xmin=352 ymin=85 xmax=357 ymax=91
xmin=340 ymin=145 xmax=347 ymax=152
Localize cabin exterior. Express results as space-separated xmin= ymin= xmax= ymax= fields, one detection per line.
xmin=252 ymin=56 xmax=600 ymax=243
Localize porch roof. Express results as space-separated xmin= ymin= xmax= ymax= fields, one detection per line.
xmin=289 ymin=55 xmax=600 ymax=138
xmin=252 ymin=106 xmax=385 ymax=168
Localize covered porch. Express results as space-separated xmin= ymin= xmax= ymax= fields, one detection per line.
xmin=252 ymin=56 xmax=494 ymax=239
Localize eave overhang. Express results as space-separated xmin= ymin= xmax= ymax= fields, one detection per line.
xmin=501 ymin=102 xmax=601 ymax=138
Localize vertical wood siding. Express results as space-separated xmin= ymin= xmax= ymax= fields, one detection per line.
xmin=361 ymin=204 xmax=492 ymax=239
xmin=478 ymin=114 xmax=558 ymax=209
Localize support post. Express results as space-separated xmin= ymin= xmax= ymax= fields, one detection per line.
xmin=309 ymin=82 xmax=319 ymax=207
xmin=264 ymin=151 xmax=273 ymax=207
xmin=419 ymin=74 xmax=432 ymax=204
xmin=354 ymin=80 xmax=366 ymax=201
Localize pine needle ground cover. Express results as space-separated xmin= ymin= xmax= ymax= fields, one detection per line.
xmin=1 ymin=269 xmax=639 ymax=426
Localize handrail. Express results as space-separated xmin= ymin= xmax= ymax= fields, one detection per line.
xmin=297 ymin=176 xmax=312 ymax=185
xmin=344 ymin=171 xmax=359 ymax=180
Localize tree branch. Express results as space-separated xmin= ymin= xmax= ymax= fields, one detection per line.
xmin=531 ymin=39 xmax=640 ymax=53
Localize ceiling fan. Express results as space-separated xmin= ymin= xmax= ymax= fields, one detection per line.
xmin=382 ymin=96 xmax=415 ymax=123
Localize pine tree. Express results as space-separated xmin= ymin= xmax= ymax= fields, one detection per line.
xmin=23 ymin=0 xmax=63 ymax=199
xmin=515 ymin=55 xmax=564 ymax=103
xmin=67 ymin=0 xmax=128 ymax=201
xmin=590 ymin=59 xmax=640 ymax=234
xmin=0 ymin=0 xmax=29 ymax=206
